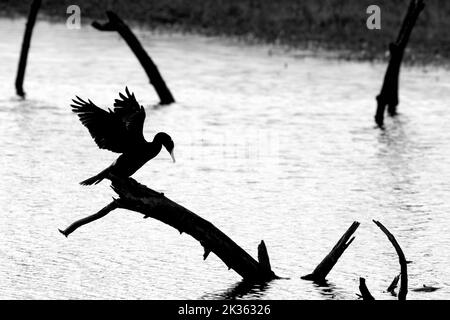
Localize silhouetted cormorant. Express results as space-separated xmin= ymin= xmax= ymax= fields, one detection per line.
xmin=71 ymin=87 xmax=175 ymax=185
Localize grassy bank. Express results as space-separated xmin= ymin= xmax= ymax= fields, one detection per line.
xmin=1 ymin=0 xmax=449 ymax=63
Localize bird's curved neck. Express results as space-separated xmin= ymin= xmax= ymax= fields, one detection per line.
xmin=149 ymin=137 xmax=160 ymax=145
xmin=149 ymin=138 xmax=163 ymax=152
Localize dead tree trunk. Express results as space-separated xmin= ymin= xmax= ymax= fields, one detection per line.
xmin=374 ymin=0 xmax=425 ymax=128
xmin=15 ymin=0 xmax=41 ymax=97
xmin=92 ymin=11 xmax=175 ymax=105
xmin=301 ymin=221 xmax=359 ymax=282
xmin=373 ymin=220 xmax=408 ymax=300
xmin=59 ymin=176 xmax=276 ymax=281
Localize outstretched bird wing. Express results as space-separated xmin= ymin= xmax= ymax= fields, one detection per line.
xmin=113 ymin=87 xmax=146 ymax=143
xmin=71 ymin=88 xmax=146 ymax=153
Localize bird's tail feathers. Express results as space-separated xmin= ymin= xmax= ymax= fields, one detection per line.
xmin=79 ymin=170 xmax=108 ymax=186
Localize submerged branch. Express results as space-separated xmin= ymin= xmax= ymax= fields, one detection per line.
xmin=359 ymin=277 xmax=375 ymax=300
xmin=387 ymin=274 xmax=400 ymax=295
xmin=59 ymin=177 xmax=277 ymax=281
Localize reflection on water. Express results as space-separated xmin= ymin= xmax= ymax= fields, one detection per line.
xmin=1 ymin=18 xmax=450 ymax=299
xmin=201 ymin=280 xmax=272 ymax=300
xmin=311 ymin=280 xmax=344 ymax=300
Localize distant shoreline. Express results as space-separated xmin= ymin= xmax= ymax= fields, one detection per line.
xmin=1 ymin=0 xmax=449 ymax=65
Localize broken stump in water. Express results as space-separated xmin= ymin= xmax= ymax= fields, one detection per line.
xmin=301 ymin=221 xmax=359 ymax=282
xmin=92 ymin=11 xmax=175 ymax=105
xmin=374 ymin=0 xmax=425 ymax=127
xmin=15 ymin=0 xmax=41 ymax=97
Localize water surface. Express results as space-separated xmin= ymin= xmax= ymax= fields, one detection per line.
xmin=0 ymin=18 xmax=449 ymax=299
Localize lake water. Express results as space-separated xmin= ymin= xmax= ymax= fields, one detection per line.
xmin=0 ymin=18 xmax=449 ymax=300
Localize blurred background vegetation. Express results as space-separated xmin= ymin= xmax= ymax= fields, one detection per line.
xmin=1 ymin=0 xmax=449 ymax=62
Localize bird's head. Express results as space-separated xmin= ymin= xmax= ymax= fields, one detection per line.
xmin=154 ymin=132 xmax=175 ymax=163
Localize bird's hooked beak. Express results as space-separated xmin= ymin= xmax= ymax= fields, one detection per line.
xmin=170 ymin=149 xmax=176 ymax=163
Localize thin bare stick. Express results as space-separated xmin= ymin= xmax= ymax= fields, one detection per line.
xmin=59 ymin=201 xmax=118 ymax=237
